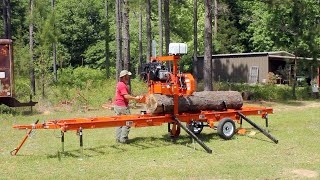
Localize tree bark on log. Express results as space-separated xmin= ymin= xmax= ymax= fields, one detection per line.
xmin=146 ymin=91 xmax=243 ymax=114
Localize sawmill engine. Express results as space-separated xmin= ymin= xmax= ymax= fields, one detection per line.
xmin=141 ymin=61 xmax=171 ymax=82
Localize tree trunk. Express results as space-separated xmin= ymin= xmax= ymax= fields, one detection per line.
xmin=122 ymin=0 xmax=131 ymax=90
xmin=164 ymin=0 xmax=170 ymax=55
xmin=122 ymin=0 xmax=130 ymax=71
xmin=3 ymin=0 xmax=11 ymax=39
xmin=29 ymin=0 xmax=35 ymax=95
xmin=41 ymin=56 xmax=45 ymax=98
xmin=204 ymin=0 xmax=213 ymax=91
xmin=158 ymin=0 xmax=163 ymax=56
xmin=193 ymin=0 xmax=198 ymax=80
xmin=138 ymin=11 xmax=143 ymax=76
xmin=115 ymin=0 xmax=122 ymax=81
xmin=146 ymin=0 xmax=152 ymax=62
xmin=214 ymin=0 xmax=218 ymax=36
xmin=163 ymin=0 xmax=171 ymax=70
xmin=52 ymin=0 xmax=57 ymax=82
xmin=105 ymin=0 xmax=110 ymax=78
xmin=146 ymin=91 xmax=243 ymax=114
xmin=292 ymin=57 xmax=297 ymax=99
xmin=2 ymin=1 xmax=6 ymax=37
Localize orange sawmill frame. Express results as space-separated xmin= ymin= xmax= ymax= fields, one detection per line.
xmin=13 ymin=107 xmax=272 ymax=131
xmin=11 ymin=106 xmax=274 ymax=155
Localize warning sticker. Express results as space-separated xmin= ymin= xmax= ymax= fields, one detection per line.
xmin=0 ymin=72 xmax=5 ymax=78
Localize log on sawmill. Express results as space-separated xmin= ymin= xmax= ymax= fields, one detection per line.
xmin=146 ymin=91 xmax=243 ymax=114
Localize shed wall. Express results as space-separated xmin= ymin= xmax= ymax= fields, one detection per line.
xmin=197 ymin=55 xmax=269 ymax=83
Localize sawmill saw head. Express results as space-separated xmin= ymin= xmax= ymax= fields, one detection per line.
xmin=141 ymin=43 xmax=195 ymax=96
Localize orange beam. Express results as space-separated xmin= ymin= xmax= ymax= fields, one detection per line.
xmin=150 ymin=55 xmax=180 ymax=62
xmin=13 ymin=106 xmax=273 ymax=131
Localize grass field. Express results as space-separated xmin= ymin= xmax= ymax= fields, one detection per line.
xmin=0 ymin=101 xmax=320 ymax=179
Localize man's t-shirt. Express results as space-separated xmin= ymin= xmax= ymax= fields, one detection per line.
xmin=114 ymin=81 xmax=129 ymax=107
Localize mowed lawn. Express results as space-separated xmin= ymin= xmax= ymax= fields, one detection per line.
xmin=0 ymin=101 xmax=319 ymax=179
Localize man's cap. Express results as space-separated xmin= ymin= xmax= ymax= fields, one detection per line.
xmin=119 ymin=70 xmax=132 ymax=78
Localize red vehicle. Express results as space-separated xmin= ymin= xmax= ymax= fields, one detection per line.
xmin=0 ymin=39 xmax=37 ymax=107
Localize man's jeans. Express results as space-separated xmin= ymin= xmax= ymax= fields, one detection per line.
xmin=114 ymin=105 xmax=131 ymax=143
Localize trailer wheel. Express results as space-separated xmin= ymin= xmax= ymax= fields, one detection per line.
xmin=217 ymin=118 xmax=235 ymax=140
xmin=187 ymin=121 xmax=203 ymax=135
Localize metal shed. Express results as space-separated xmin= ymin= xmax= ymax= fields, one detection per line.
xmin=197 ymin=51 xmax=313 ymax=84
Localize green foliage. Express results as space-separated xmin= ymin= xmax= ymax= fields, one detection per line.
xmin=13 ymin=38 xmax=30 ymax=77
xmin=55 ymin=0 xmax=106 ymax=66
xmin=208 ymin=81 xmax=313 ymax=101
xmin=13 ymin=77 xmax=33 ymax=101
xmin=4 ymin=0 xmax=320 ymax=98
xmin=57 ymin=67 xmax=106 ymax=88
xmin=267 ymin=0 xmax=320 ymax=56
xmin=34 ymin=67 xmax=148 ymax=108
xmin=241 ymin=1 xmax=274 ymax=51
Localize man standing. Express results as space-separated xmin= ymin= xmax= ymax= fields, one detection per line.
xmin=114 ymin=70 xmax=141 ymax=143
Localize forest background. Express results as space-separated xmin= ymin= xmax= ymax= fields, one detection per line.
xmin=1 ymin=0 xmax=320 ymax=109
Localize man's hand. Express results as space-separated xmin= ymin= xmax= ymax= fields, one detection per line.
xmin=135 ymin=95 xmax=145 ymax=103
xmin=135 ymin=95 xmax=143 ymax=100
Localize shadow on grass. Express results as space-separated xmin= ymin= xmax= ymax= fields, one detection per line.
xmin=245 ymin=134 xmax=278 ymax=144
xmin=47 ymin=150 xmax=86 ymax=159
xmin=0 ymin=105 xmax=42 ymax=117
xmin=238 ymin=127 xmax=279 ymax=144
xmin=45 ymin=132 xmax=223 ymax=158
xmin=43 ymin=127 xmax=280 ymax=159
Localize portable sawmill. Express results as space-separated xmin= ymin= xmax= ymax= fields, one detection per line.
xmin=11 ymin=43 xmax=278 ymax=156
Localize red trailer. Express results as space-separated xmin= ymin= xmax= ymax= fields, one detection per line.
xmin=0 ymin=39 xmax=37 ymax=107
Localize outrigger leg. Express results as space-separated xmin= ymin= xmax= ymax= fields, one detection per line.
xmin=172 ymin=115 xmax=212 ymax=154
xmin=237 ymin=112 xmax=278 ymax=144
xmin=10 ymin=120 xmax=39 ymax=156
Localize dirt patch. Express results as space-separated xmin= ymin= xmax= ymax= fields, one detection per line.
xmin=291 ymin=169 xmax=319 ymax=178
xmin=244 ymin=100 xmax=320 ymax=113
xmin=274 ymin=102 xmax=320 ymax=113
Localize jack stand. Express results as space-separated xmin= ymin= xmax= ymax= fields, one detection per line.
xmin=61 ymin=131 xmax=65 ymax=153
xmin=264 ymin=115 xmax=269 ymax=132
xmin=237 ymin=112 xmax=278 ymax=144
xmin=79 ymin=127 xmax=84 ymax=160
xmin=237 ymin=117 xmax=246 ymax=134
xmin=172 ymin=115 xmax=212 ymax=154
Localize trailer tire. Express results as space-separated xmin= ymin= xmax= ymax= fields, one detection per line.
xmin=217 ymin=118 xmax=235 ymax=140
xmin=187 ymin=121 xmax=203 ymax=135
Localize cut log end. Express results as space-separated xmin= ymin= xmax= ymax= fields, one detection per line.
xmin=146 ymin=94 xmax=160 ymax=114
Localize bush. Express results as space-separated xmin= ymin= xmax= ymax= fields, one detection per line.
xmin=40 ymin=68 xmax=148 ymax=110
xmin=197 ymin=81 xmax=313 ymax=101
xmin=57 ymin=67 xmax=106 ymax=88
